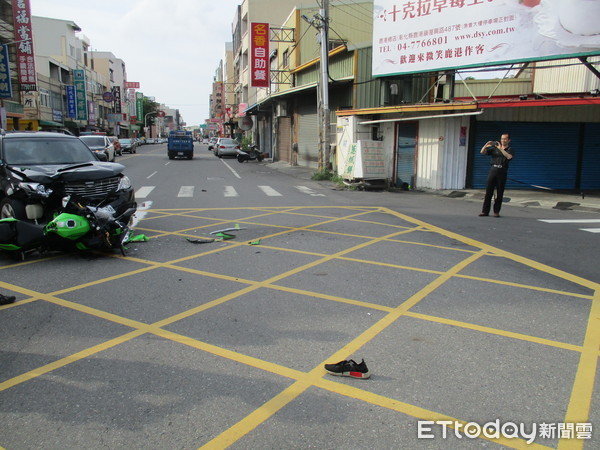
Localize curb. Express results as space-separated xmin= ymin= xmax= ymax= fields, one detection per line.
xmin=266 ymin=162 xmax=600 ymax=213
xmin=442 ymin=190 xmax=600 ymax=213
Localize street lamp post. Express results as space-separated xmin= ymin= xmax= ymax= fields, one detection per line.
xmin=144 ymin=112 xmax=156 ymax=138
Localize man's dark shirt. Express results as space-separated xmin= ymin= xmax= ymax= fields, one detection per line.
xmin=485 ymin=145 xmax=514 ymax=168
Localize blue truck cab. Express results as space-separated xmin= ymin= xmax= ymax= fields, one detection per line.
xmin=167 ymin=130 xmax=194 ymax=160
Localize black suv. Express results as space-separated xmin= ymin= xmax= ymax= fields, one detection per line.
xmin=0 ymin=131 xmax=136 ymax=224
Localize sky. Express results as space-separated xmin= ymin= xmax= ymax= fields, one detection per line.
xmin=30 ymin=0 xmax=237 ymax=127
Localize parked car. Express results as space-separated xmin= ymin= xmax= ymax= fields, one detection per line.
xmin=0 ymin=131 xmax=135 ymax=223
xmin=213 ymin=137 xmax=240 ymax=158
xmin=119 ymin=138 xmax=137 ymax=154
xmin=79 ymin=135 xmax=115 ymax=162
xmin=109 ymin=136 xmax=122 ymax=156
xmin=208 ymin=137 xmax=218 ymax=151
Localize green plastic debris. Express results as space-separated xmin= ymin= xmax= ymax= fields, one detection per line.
xmin=214 ymin=232 xmax=235 ymax=240
xmin=249 ymin=239 xmax=261 ymax=245
xmin=127 ymin=234 xmax=149 ymax=242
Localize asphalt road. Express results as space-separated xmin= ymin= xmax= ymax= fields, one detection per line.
xmin=1 ymin=142 xmax=597 ymax=449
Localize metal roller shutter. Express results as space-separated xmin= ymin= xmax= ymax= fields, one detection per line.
xmin=278 ymin=117 xmax=292 ymax=163
xmin=472 ymin=122 xmax=580 ymax=190
xmin=297 ymin=102 xmax=319 ymax=168
xmin=581 ymin=123 xmax=600 ymax=190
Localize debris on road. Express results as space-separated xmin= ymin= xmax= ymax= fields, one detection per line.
xmin=210 ymin=224 xmax=246 ymax=235
xmin=186 ymin=238 xmax=215 ymax=244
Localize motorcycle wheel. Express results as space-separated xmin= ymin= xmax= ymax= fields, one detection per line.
xmin=257 ymin=154 xmax=263 ymax=162
xmin=237 ymin=154 xmax=245 ymax=163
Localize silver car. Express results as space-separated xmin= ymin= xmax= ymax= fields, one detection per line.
xmin=79 ymin=135 xmax=115 ymax=162
xmin=213 ymin=138 xmax=240 ymax=158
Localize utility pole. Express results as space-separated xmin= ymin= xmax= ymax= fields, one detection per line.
xmin=302 ymin=1 xmax=331 ymax=171
xmin=318 ymin=0 xmax=331 ymax=171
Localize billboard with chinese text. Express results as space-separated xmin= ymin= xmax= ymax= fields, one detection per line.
xmin=12 ymin=0 xmax=37 ymax=91
xmin=73 ymin=70 xmax=87 ymax=121
xmin=0 ymin=45 xmax=13 ymax=98
xmin=373 ymin=0 xmax=600 ymax=77
xmin=250 ymin=23 xmax=270 ymax=88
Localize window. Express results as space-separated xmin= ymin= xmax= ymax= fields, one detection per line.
xmin=39 ymin=89 xmax=50 ymax=107
xmin=282 ymin=49 xmax=289 ymax=69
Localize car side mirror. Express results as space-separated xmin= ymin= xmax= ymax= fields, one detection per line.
xmin=96 ymin=152 xmax=108 ymax=162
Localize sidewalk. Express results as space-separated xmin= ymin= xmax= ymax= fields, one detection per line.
xmin=266 ymin=161 xmax=600 ymax=213
xmin=438 ymin=189 xmax=600 ymax=213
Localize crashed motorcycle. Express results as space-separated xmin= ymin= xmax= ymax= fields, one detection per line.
xmin=0 ymin=196 xmax=136 ymax=259
xmin=237 ymin=145 xmax=263 ymax=163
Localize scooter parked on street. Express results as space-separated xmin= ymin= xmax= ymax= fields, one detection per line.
xmin=237 ymin=144 xmax=264 ymax=163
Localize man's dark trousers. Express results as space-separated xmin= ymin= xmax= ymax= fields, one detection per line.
xmin=482 ymin=167 xmax=508 ymax=215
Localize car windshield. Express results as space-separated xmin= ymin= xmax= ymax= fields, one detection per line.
xmin=80 ymin=136 xmax=105 ymax=147
xmin=219 ymin=139 xmax=237 ymax=145
xmin=3 ymin=138 xmax=97 ymax=165
xmin=120 ymin=139 xmax=132 ymax=144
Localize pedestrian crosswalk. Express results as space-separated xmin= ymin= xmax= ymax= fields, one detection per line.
xmin=135 ymin=185 xmax=325 ymax=199
xmin=538 ymin=219 xmax=600 ymax=234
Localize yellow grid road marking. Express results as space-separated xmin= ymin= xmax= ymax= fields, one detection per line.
xmin=0 ymin=205 xmax=597 ymax=448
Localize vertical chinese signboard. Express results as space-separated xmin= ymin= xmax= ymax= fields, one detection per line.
xmin=66 ymin=85 xmax=76 ymax=118
xmin=135 ymin=92 xmax=143 ymax=122
xmin=112 ymin=86 xmax=121 ymax=113
xmin=12 ymin=0 xmax=37 ymax=91
xmin=250 ymin=22 xmax=269 ymax=88
xmin=73 ymin=69 xmax=87 ymax=121
xmin=0 ymin=45 xmax=13 ymax=98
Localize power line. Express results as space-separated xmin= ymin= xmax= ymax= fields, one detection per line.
xmin=330 ymin=2 xmax=373 ymax=28
xmin=332 ymin=0 xmax=373 ymax=19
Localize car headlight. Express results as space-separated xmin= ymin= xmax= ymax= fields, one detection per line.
xmin=117 ymin=175 xmax=132 ymax=191
xmin=19 ymin=182 xmax=52 ymax=198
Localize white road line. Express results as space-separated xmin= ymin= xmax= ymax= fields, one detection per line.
xmin=580 ymin=228 xmax=600 ymax=233
xmin=258 ymin=185 xmax=282 ymax=196
xmin=178 ymin=186 xmax=194 ymax=197
xmin=147 ymin=171 xmax=158 ymax=179
xmin=135 ymin=186 xmax=155 ymax=198
xmin=295 ymin=185 xmax=325 ymax=197
xmin=220 ymin=159 xmax=242 ymax=179
xmin=224 ymin=186 xmax=238 ymax=197
xmin=538 ymin=219 xmax=600 ymax=223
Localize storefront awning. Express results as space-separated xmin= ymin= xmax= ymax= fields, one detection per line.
xmin=39 ymin=120 xmax=64 ymax=127
xmin=337 ymin=102 xmax=479 ymax=117
xmin=245 ymin=83 xmax=318 ymax=115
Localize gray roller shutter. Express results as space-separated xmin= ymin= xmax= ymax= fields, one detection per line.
xmin=297 ymin=102 xmax=319 ymax=168
xmin=277 ymin=117 xmax=292 ymax=163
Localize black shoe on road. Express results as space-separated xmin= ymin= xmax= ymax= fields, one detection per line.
xmin=324 ymin=359 xmax=370 ymax=379
xmin=0 ymin=294 xmax=16 ymax=305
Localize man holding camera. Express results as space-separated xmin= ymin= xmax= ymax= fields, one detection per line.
xmin=479 ymin=133 xmax=514 ymax=217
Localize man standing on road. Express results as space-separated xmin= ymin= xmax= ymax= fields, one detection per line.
xmin=479 ymin=133 xmax=514 ymax=217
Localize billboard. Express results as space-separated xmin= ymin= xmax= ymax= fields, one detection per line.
xmin=12 ymin=0 xmax=37 ymax=91
xmin=0 ymin=45 xmax=13 ymax=98
xmin=250 ymin=22 xmax=270 ymax=88
xmin=73 ymin=70 xmax=87 ymax=121
xmin=372 ymin=0 xmax=600 ymax=76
